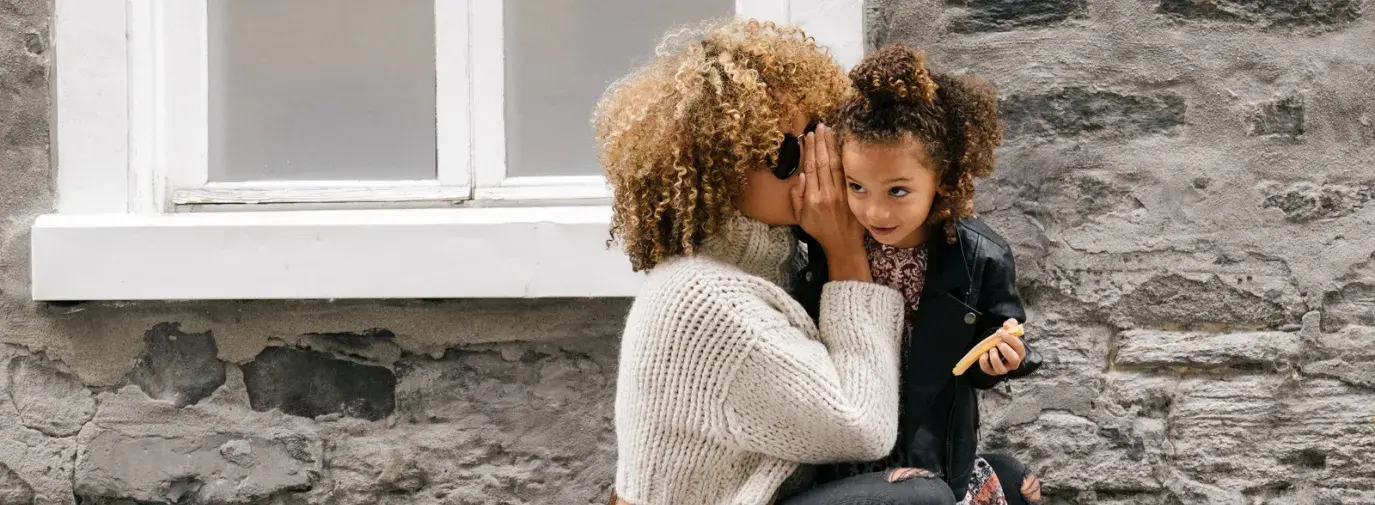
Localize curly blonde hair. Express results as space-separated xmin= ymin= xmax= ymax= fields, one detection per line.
xmin=834 ymin=44 xmax=1004 ymax=244
xmin=593 ymin=18 xmax=850 ymax=272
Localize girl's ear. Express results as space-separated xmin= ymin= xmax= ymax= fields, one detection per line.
xmin=932 ymin=73 xmax=1003 ymax=181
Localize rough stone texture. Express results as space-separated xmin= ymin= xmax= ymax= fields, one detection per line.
xmin=74 ymin=384 xmax=322 ymax=504
xmin=1247 ymin=95 xmax=1306 ymax=137
xmin=1112 ymin=274 xmax=1297 ymax=329
xmin=1324 ymin=253 xmax=1375 ymax=330
xmin=1115 ymin=330 xmax=1302 ymax=369
xmin=1323 ymin=281 xmax=1375 ymax=329
xmin=1258 ymin=180 xmax=1374 ymax=223
xmin=1001 ymin=88 xmax=1188 ymax=142
xmin=316 ymin=341 xmax=617 ymax=505
xmin=0 ymin=346 xmax=78 ymax=505
xmin=0 ymin=463 xmax=34 ymax=505
xmin=242 ymin=346 xmax=396 ymax=422
xmin=948 ymin=0 xmax=1090 ymax=33
xmin=126 ymin=323 xmax=226 ymax=408
xmin=0 ymin=1 xmax=1370 ymax=505
xmin=6 ymin=355 xmax=95 ymax=437
xmin=1158 ymin=0 xmax=1364 ymax=26
xmin=876 ymin=0 xmax=1375 ymax=503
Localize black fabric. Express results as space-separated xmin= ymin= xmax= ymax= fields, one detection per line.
xmin=778 ymin=470 xmax=958 ymax=505
xmin=979 ymin=453 xmax=1034 ymax=505
xmin=790 ymin=218 xmax=1043 ymax=497
xmin=777 ymin=453 xmax=1036 ymax=505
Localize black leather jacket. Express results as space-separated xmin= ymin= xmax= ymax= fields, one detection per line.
xmin=791 ymin=218 xmax=1043 ymax=496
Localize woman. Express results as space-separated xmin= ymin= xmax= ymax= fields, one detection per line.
xmin=594 ymin=19 xmax=906 ymax=505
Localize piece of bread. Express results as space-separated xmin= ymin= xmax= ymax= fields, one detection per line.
xmin=952 ymin=323 xmax=1024 ymax=376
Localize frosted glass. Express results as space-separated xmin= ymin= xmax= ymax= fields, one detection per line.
xmin=504 ymin=0 xmax=734 ymax=177
xmin=209 ymin=0 xmax=437 ymax=182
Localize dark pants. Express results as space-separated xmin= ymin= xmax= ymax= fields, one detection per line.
xmin=779 ymin=454 xmax=1035 ymax=505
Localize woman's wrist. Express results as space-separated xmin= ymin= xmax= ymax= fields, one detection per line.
xmin=824 ymin=245 xmax=872 ymax=282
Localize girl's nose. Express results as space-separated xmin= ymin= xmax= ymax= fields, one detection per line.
xmin=867 ymin=206 xmax=890 ymax=222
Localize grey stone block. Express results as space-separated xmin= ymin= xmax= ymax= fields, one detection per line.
xmin=949 ymin=0 xmax=1089 ymax=33
xmin=1114 ymin=274 xmax=1295 ymax=329
xmin=126 ymin=323 xmax=226 ymax=408
xmin=6 ymin=356 xmax=94 ymax=437
xmin=1246 ymin=96 xmax=1306 ymax=137
xmin=1002 ymin=88 xmax=1187 ymax=141
xmin=1158 ymin=0 xmax=1364 ymax=26
xmin=242 ymin=347 xmax=396 ymax=422
xmin=0 ymin=464 xmax=33 ymax=505
xmin=73 ymin=387 xmax=321 ymax=505
xmin=1258 ymin=181 xmax=1373 ymax=223
xmin=1116 ymin=330 xmax=1303 ymax=368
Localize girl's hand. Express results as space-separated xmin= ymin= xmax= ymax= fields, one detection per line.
xmin=978 ymin=319 xmax=1027 ymax=376
xmin=792 ymin=124 xmax=868 ymax=280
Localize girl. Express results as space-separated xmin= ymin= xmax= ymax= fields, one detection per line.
xmin=595 ymin=20 xmax=908 ymax=505
xmin=784 ymin=45 xmax=1045 ymax=505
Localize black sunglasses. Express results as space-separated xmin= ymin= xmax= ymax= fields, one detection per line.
xmin=772 ymin=121 xmax=820 ymax=180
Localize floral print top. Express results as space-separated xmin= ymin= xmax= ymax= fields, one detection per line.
xmin=864 ymin=235 xmax=929 ymax=326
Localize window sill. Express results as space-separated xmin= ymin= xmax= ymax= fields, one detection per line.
xmin=31 ymin=206 xmax=643 ymax=301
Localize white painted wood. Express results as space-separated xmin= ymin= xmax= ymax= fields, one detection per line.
xmin=32 ymin=207 xmax=643 ymax=300
xmin=174 ymin=181 xmax=472 ymax=205
xmin=129 ymin=0 xmax=207 ymax=214
xmin=54 ymin=0 xmax=129 ymax=214
xmin=470 ymin=0 xmax=507 ymax=188
xmin=436 ymin=0 xmax=473 ymax=190
xmin=788 ymin=0 xmax=865 ymax=69
xmin=499 ymin=175 xmax=607 ymax=187
xmin=474 ymin=175 xmax=611 ymax=202
xmin=125 ymin=0 xmax=160 ymax=214
xmin=735 ymin=0 xmax=789 ymax=23
xmin=160 ymin=1 xmax=210 ymax=193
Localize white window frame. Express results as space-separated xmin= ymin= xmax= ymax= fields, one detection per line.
xmin=34 ymin=0 xmax=863 ymax=301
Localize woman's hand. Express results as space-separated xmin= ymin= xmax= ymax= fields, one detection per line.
xmin=792 ymin=124 xmax=869 ymax=281
xmin=978 ymin=319 xmax=1027 ymax=376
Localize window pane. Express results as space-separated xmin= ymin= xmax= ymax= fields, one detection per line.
xmin=504 ymin=0 xmax=733 ymax=178
xmin=209 ymin=0 xmax=436 ymax=182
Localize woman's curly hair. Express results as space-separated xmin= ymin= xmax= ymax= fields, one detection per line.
xmin=833 ymin=44 xmax=1004 ymax=244
xmin=593 ymin=19 xmax=849 ymax=272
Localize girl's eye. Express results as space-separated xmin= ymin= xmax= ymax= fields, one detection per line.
xmin=889 ymin=187 xmax=910 ymax=197
xmin=848 ymin=183 xmax=866 ymax=193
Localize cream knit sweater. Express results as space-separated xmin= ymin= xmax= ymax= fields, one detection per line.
xmin=614 ymin=217 xmax=906 ymax=505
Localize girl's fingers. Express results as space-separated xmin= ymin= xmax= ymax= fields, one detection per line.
xmin=1002 ymin=330 xmax=1027 ymax=356
xmin=997 ymin=342 xmax=1022 ymax=369
xmin=1022 ymin=475 xmax=1043 ymax=502
xmin=988 ymin=348 xmax=1008 ymax=375
xmin=978 ymin=353 xmax=995 ymax=376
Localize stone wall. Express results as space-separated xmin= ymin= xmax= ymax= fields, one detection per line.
xmin=1 ymin=0 xmax=1373 ymax=504
xmin=869 ymin=0 xmax=1375 ymax=503
xmin=1 ymin=1 xmax=626 ymax=503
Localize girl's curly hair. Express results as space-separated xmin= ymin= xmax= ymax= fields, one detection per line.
xmin=833 ymin=44 xmax=1004 ymax=244
xmin=593 ymin=19 xmax=849 ymax=272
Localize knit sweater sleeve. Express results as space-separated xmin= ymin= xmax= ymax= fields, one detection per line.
xmin=721 ymin=280 xmax=905 ymax=463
